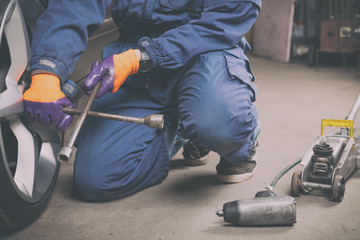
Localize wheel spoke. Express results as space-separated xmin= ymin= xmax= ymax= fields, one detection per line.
xmin=10 ymin=118 xmax=36 ymax=198
xmin=34 ymin=142 xmax=58 ymax=196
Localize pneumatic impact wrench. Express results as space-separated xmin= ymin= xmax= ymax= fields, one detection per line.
xmin=215 ymin=160 xmax=299 ymax=226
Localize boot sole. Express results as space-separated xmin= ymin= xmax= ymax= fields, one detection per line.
xmin=216 ymin=165 xmax=257 ymax=183
xmin=184 ymin=155 xmax=209 ymax=166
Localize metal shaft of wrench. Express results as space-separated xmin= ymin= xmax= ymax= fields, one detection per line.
xmin=62 ymin=108 xmax=164 ymax=129
xmin=57 ymin=82 xmax=101 ymax=162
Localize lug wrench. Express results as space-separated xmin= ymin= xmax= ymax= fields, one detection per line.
xmin=57 ymin=82 xmax=101 ymax=162
xmin=62 ymin=108 xmax=164 ymax=129
xmin=57 ymin=82 xmax=164 ymax=162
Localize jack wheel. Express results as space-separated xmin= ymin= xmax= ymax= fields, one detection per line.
xmin=331 ymin=175 xmax=345 ymax=202
xmin=291 ymin=171 xmax=302 ymax=197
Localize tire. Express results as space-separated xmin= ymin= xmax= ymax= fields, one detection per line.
xmin=0 ymin=118 xmax=61 ymax=231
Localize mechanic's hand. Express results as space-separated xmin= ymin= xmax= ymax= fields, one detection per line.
xmin=82 ymin=49 xmax=139 ymax=98
xmin=23 ymin=73 xmax=73 ymax=131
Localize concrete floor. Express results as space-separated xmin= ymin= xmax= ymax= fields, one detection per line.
xmin=2 ymin=42 xmax=360 ymax=239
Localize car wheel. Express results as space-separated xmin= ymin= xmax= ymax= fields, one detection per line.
xmin=0 ymin=0 xmax=61 ymax=231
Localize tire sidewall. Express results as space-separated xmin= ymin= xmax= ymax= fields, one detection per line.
xmin=0 ymin=158 xmax=59 ymax=230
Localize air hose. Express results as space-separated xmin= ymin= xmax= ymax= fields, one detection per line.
xmin=216 ymin=157 xmax=303 ymax=226
xmin=268 ymin=157 xmax=302 ymax=190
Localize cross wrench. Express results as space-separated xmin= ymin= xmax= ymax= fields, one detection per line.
xmin=57 ymin=82 xmax=164 ymax=162
xmin=62 ymin=108 xmax=164 ymax=129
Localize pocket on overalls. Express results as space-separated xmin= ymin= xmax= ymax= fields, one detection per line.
xmin=159 ymin=0 xmax=203 ymax=11
xmin=223 ymin=46 xmax=257 ymax=102
xmin=123 ymin=73 xmax=149 ymax=90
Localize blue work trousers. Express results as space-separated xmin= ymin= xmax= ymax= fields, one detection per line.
xmin=73 ymin=45 xmax=259 ymax=202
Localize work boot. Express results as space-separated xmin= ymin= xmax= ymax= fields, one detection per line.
xmin=182 ymin=142 xmax=210 ymax=166
xmin=216 ymin=143 xmax=257 ymax=183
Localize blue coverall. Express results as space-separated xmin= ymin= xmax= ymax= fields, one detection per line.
xmin=30 ymin=0 xmax=261 ymax=202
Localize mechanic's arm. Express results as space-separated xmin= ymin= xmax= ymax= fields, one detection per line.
xmin=24 ymin=0 xmax=112 ymax=130
xmin=30 ymin=0 xmax=112 ymax=83
xmin=81 ymin=1 xmax=260 ymax=98
xmin=144 ymin=1 xmax=260 ymax=69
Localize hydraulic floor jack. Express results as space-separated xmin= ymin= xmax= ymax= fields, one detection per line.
xmin=291 ymin=93 xmax=360 ymax=202
xmin=216 ymin=94 xmax=360 ymax=226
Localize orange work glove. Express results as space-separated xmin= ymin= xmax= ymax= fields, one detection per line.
xmin=82 ymin=49 xmax=139 ymax=98
xmin=23 ymin=74 xmax=73 ymax=131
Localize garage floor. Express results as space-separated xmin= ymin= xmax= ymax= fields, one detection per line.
xmin=2 ymin=52 xmax=360 ymax=239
